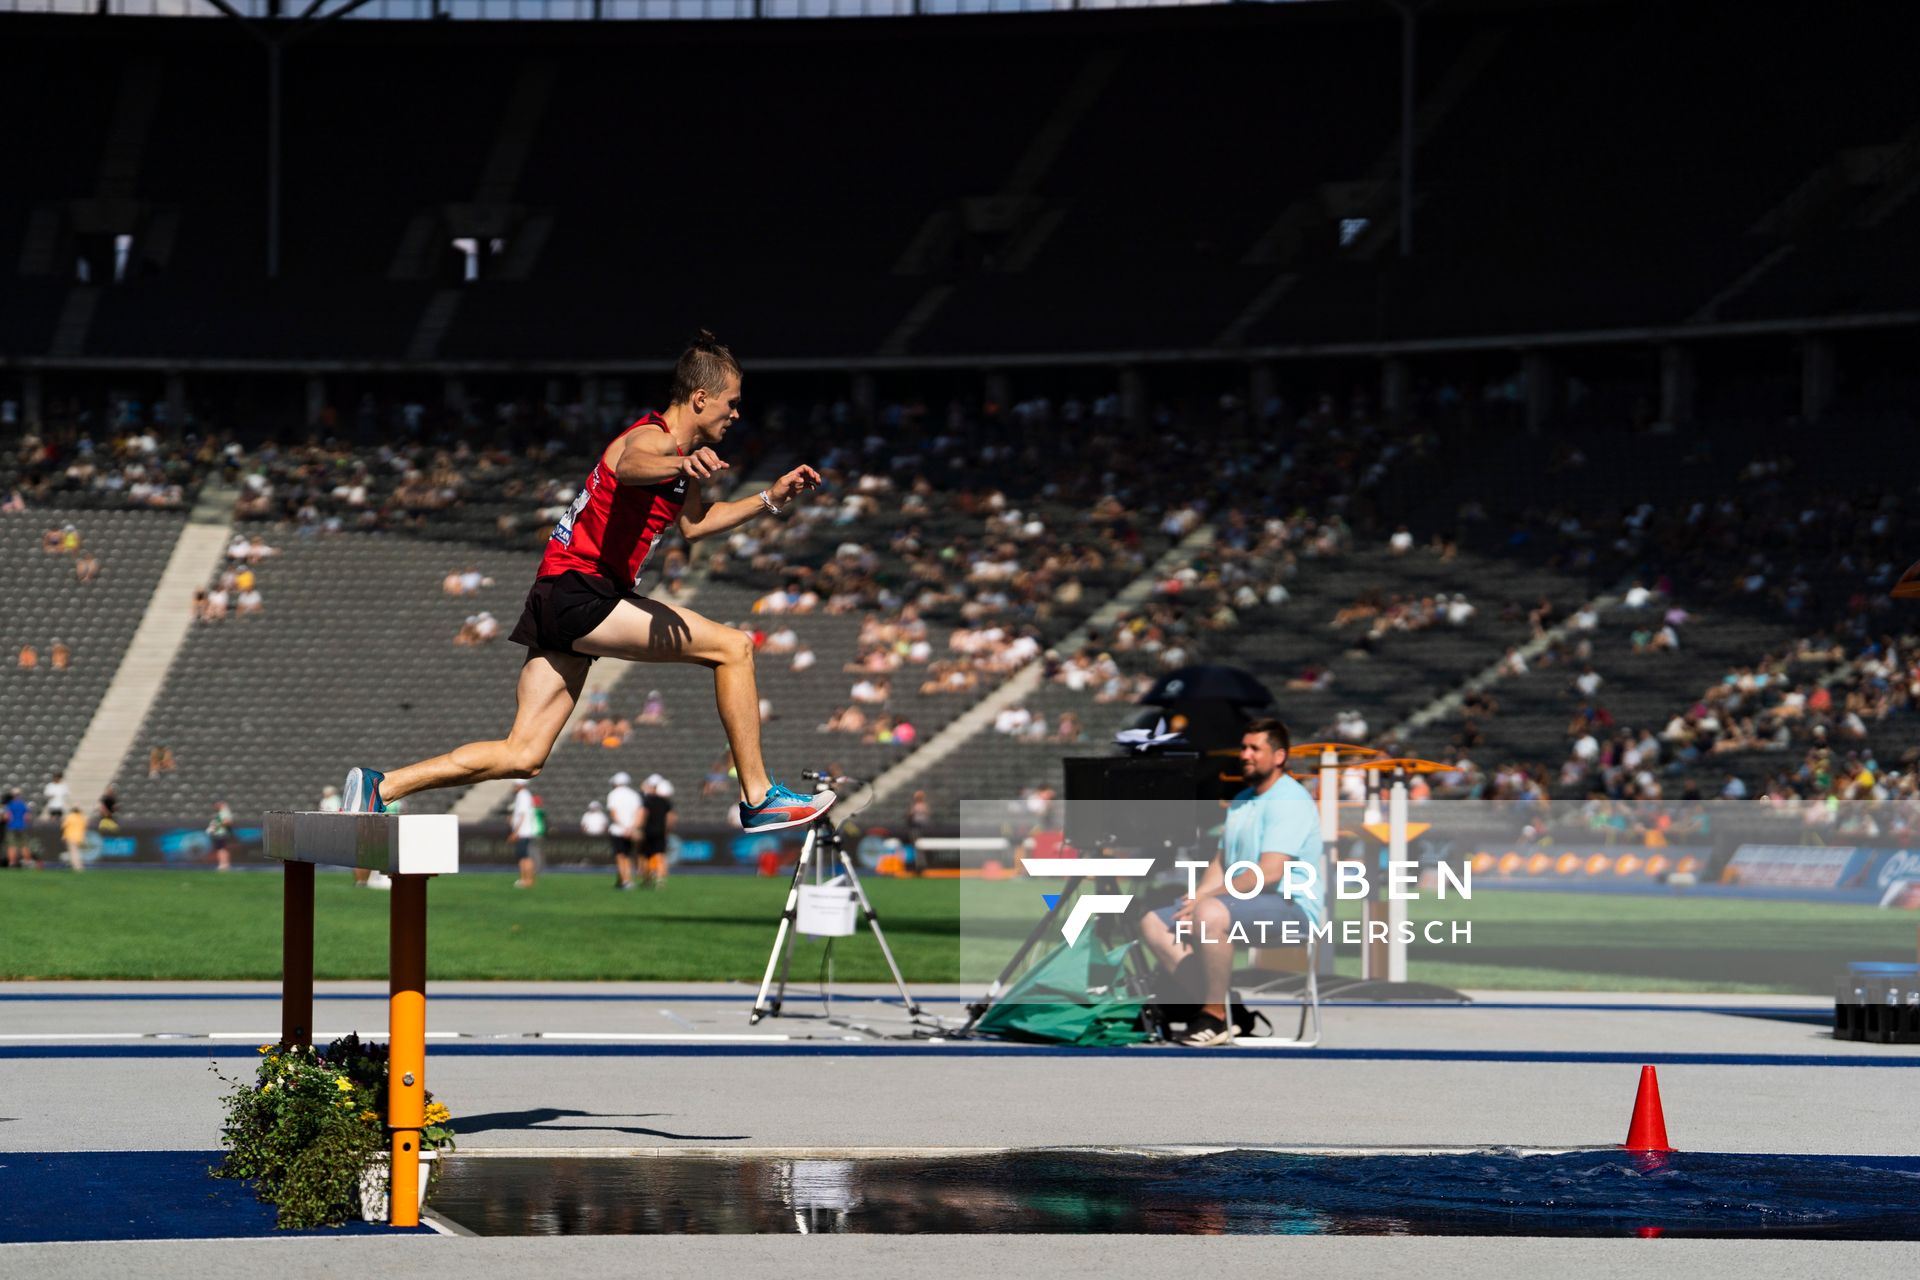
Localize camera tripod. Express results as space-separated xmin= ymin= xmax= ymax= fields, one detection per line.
xmin=748 ymin=772 xmax=924 ymax=1027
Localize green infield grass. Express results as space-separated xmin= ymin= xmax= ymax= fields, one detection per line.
xmin=0 ymin=869 xmax=1911 ymax=992
xmin=0 ymin=869 xmax=961 ymax=984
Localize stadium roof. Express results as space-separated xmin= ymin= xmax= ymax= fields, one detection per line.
xmin=1 ymin=0 xmax=1327 ymax=22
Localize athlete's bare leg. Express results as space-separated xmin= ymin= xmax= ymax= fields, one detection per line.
xmin=380 ymin=650 xmax=590 ymax=803
xmin=572 ymin=597 xmax=772 ymax=805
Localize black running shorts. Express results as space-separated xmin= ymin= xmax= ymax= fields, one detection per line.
xmin=508 ymin=570 xmax=638 ymax=656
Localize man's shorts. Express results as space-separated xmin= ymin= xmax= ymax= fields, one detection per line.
xmin=513 ymin=837 xmax=541 ymax=866
xmin=638 ymin=833 xmax=667 ymax=859
xmin=608 ymin=834 xmax=635 ymax=859
xmin=1150 ymin=893 xmax=1315 ymax=948
xmin=509 ymin=571 xmax=642 ymax=657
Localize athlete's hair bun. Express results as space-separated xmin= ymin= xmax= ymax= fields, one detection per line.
xmin=669 ymin=329 xmax=741 ymax=405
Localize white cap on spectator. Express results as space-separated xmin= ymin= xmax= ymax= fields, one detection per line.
xmin=611 ymin=772 xmax=632 ymax=786
xmin=644 ymin=773 xmax=667 ymax=790
xmin=655 ymin=780 xmax=674 ymax=798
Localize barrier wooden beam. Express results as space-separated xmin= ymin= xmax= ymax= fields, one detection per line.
xmin=265 ymin=810 xmax=458 ymax=1229
xmin=282 ymin=861 xmax=313 ymax=1047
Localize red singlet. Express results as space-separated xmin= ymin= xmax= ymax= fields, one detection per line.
xmin=537 ymin=414 xmax=688 ymax=587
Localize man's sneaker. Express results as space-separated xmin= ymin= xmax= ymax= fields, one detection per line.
xmin=342 ymin=767 xmax=386 ymax=813
xmin=739 ymin=781 xmax=835 ymax=833
xmin=1176 ymin=1014 xmax=1238 ymax=1048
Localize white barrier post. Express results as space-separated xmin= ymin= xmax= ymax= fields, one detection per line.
xmin=1317 ymin=746 xmax=1340 ymax=847
xmin=1361 ymin=771 xmax=1386 ymax=981
xmin=1317 ymin=747 xmax=1341 ymax=979
xmin=1387 ymin=767 xmax=1410 ymax=983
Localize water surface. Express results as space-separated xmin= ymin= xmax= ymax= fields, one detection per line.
xmin=429 ymin=1149 xmax=1920 ymax=1238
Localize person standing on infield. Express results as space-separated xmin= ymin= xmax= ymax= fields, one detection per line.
xmin=640 ymin=774 xmax=676 ymax=888
xmin=4 ymin=790 xmax=38 ymax=869
xmin=341 ymin=332 xmax=835 ymax=834
xmin=606 ymin=771 xmax=642 ymax=890
xmin=60 ymin=804 xmax=88 ymax=872
xmin=579 ymin=799 xmax=611 ymax=878
xmin=509 ymin=779 xmax=541 ymax=889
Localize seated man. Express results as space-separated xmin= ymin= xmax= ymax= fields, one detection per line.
xmin=1140 ymin=717 xmax=1323 ymax=1047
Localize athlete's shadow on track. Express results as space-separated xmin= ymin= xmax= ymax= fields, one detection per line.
xmin=455 ymin=1107 xmax=749 ymax=1142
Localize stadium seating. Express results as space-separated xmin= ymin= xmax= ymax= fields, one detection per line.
xmin=0 ymin=509 xmax=185 ymax=803
xmin=111 ymin=531 xmax=526 ymax=820
xmin=5 ymin=397 xmax=1920 ymax=831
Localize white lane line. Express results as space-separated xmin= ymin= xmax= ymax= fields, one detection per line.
xmin=0 ymin=1032 xmax=155 ymax=1040
xmin=537 ymin=1032 xmax=791 ymax=1042
xmin=205 ymin=1031 xmax=466 ymax=1041
xmin=0 ymin=1029 xmax=792 ymax=1042
xmin=0 ymin=1031 xmax=461 ymax=1041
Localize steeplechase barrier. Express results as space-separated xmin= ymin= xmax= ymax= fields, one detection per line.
xmin=264 ymin=809 xmax=459 ymax=1228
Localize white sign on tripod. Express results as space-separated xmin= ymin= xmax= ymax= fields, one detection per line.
xmin=796 ymin=877 xmax=859 ymax=938
xmin=750 ymin=775 xmax=924 ymax=1027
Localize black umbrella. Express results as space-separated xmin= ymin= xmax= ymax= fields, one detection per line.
xmin=1140 ymin=664 xmax=1275 ymax=709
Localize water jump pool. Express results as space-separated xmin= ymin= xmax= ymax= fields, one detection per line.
xmin=426 ymin=1148 xmax=1920 ymax=1239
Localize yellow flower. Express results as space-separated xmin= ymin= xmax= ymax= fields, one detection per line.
xmin=359 ymin=1110 xmax=380 ymax=1123
xmin=335 ymin=1077 xmax=353 ymax=1093
xmin=257 ymin=1045 xmax=272 ymax=1054
xmin=423 ymin=1103 xmax=451 ymax=1124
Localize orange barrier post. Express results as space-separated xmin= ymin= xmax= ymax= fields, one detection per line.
xmin=387 ymin=873 xmax=428 ymax=1228
xmin=282 ymin=861 xmax=315 ymax=1049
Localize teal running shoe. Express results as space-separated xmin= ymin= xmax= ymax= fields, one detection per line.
xmin=739 ymin=780 xmax=835 ymax=833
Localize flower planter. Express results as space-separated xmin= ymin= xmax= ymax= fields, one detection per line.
xmin=357 ymin=1149 xmax=436 ymax=1223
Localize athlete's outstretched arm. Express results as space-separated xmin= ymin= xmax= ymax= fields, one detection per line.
xmin=610 ymin=430 xmax=727 ymax=486
xmin=679 ymin=465 xmax=823 ymax=541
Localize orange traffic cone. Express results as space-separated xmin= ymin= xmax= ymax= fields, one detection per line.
xmin=1624 ymin=1065 xmax=1673 ymax=1152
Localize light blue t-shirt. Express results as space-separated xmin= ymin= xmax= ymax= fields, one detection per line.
xmin=1221 ymin=774 xmax=1325 ymax=924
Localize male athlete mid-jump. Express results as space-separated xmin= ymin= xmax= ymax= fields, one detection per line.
xmin=343 ymin=331 xmax=835 ymax=833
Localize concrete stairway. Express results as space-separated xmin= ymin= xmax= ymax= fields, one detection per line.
xmin=62 ymin=488 xmax=235 ymax=805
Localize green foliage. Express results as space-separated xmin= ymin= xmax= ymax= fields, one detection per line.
xmin=211 ymin=1033 xmax=455 ymax=1229
xmin=274 ymin=1119 xmax=383 ymax=1230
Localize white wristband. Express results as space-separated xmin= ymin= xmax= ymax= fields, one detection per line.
xmin=759 ymin=489 xmax=787 ymax=516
